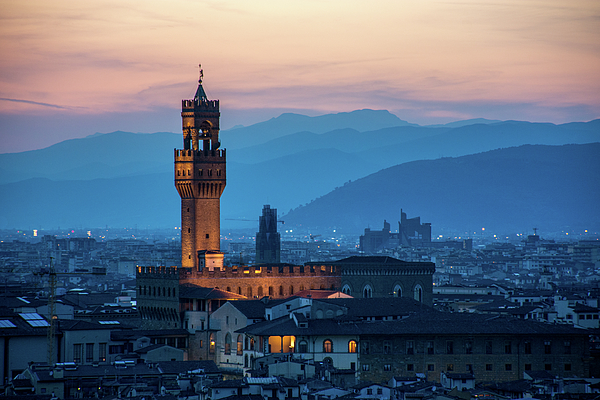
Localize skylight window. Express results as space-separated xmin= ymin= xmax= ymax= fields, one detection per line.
xmin=19 ymin=313 xmax=50 ymax=327
xmin=0 ymin=320 xmax=16 ymax=328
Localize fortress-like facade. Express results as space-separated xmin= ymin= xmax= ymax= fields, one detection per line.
xmin=175 ymin=70 xmax=225 ymax=270
xmin=137 ymin=71 xmax=435 ymax=329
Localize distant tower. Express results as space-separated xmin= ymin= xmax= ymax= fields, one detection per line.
xmin=255 ymin=205 xmax=280 ymax=264
xmin=175 ymin=66 xmax=226 ymax=270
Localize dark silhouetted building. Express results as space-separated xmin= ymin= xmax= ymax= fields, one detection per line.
xmin=399 ymin=209 xmax=431 ymax=246
xmin=255 ymin=205 xmax=281 ymax=264
xmin=360 ymin=211 xmax=432 ymax=253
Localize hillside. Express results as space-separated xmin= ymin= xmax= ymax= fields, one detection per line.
xmin=0 ymin=110 xmax=598 ymax=231
xmin=282 ymin=143 xmax=600 ymax=234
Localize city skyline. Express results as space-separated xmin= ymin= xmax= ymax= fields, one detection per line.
xmin=1 ymin=0 xmax=599 ymax=153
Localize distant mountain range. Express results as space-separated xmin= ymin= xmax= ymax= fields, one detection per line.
xmin=282 ymin=143 xmax=600 ymax=234
xmin=0 ymin=110 xmax=598 ymax=233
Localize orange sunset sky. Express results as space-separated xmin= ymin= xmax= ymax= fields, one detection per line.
xmin=1 ymin=0 xmax=599 ymax=152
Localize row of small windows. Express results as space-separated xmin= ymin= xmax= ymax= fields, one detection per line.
xmin=362 ymin=362 xmax=572 ymax=373
xmin=341 ymin=283 xmax=423 ymax=301
xmin=355 ymin=340 xmax=572 ymax=355
xmin=177 ymin=169 xmax=222 ymax=177
xmin=292 ymin=340 xmax=357 ymax=354
xmin=223 ymin=333 xmax=244 ymax=355
xmin=219 ymin=284 xmax=333 ymax=298
xmin=138 ymin=285 xmax=177 ymax=298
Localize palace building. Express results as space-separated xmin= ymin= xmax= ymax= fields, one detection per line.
xmin=137 ymin=70 xmax=435 ymax=331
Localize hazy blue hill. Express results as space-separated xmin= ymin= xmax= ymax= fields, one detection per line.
xmin=282 ymin=143 xmax=600 ymax=234
xmin=0 ymin=174 xmax=180 ymax=229
xmin=2 ymin=143 xmax=596 ymax=232
xmin=231 ymin=125 xmax=448 ymax=165
xmin=1 ymin=111 xmax=598 ymax=231
xmin=0 ymin=131 xmax=180 ymax=184
xmin=427 ymin=118 xmax=502 ymax=128
xmin=0 ymin=148 xmax=375 ymax=229
xmin=356 ymin=120 xmax=600 ymax=167
xmin=226 ymin=148 xmax=380 ymax=218
xmin=221 ymin=109 xmax=413 ymax=149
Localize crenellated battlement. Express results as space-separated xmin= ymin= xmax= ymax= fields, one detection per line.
xmin=179 ymin=264 xmax=340 ymax=279
xmin=182 ymin=99 xmax=219 ymax=110
xmin=137 ymin=266 xmax=179 ymax=278
xmin=174 ymin=148 xmax=226 ymax=161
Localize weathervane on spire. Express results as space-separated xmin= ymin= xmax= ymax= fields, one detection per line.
xmin=198 ymin=64 xmax=204 ymax=84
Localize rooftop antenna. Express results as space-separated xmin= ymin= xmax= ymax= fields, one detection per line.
xmin=533 ymin=227 xmax=538 ymax=236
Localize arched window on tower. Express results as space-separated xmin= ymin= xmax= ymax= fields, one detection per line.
xmin=393 ymin=284 xmax=402 ymax=297
xmin=342 ymin=284 xmax=351 ymax=295
xmin=247 ymin=287 xmax=252 ymax=298
xmin=258 ymin=286 xmax=263 ymax=298
xmin=414 ymin=284 xmax=423 ymax=303
xmin=363 ymin=284 xmax=373 ymax=298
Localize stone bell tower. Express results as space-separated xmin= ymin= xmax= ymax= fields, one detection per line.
xmin=175 ymin=66 xmax=225 ymax=270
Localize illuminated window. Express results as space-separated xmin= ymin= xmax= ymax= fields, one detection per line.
xmin=323 ymin=339 xmax=333 ymax=353
xmin=348 ymin=340 xmax=357 ymax=353
xmin=209 ymin=333 xmax=215 ymax=354
xmin=237 ymin=335 xmax=243 ymax=355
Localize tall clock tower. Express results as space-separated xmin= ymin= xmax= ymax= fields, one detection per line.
xmin=175 ymin=67 xmax=225 ymax=270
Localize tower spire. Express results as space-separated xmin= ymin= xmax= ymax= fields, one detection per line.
xmin=194 ymin=63 xmax=208 ymax=102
